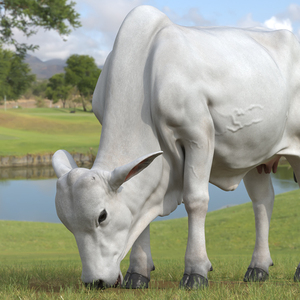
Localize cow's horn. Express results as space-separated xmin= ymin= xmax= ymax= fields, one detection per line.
xmin=52 ymin=150 xmax=78 ymax=178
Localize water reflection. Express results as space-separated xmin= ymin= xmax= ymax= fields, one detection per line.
xmin=0 ymin=165 xmax=298 ymax=223
xmin=0 ymin=179 xmax=59 ymax=223
xmin=0 ymin=166 xmax=56 ymax=180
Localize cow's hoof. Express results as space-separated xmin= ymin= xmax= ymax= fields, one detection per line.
xmin=294 ymin=266 xmax=300 ymax=282
xmin=179 ymin=273 xmax=208 ymax=290
xmin=122 ymin=272 xmax=149 ymax=289
xmin=244 ymin=267 xmax=269 ymax=282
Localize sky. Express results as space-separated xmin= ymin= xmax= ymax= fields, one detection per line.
xmin=13 ymin=0 xmax=300 ymax=66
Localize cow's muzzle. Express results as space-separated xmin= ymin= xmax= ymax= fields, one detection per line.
xmin=84 ymin=274 xmax=122 ymax=290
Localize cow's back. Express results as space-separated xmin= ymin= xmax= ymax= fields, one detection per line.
xmin=148 ymin=26 xmax=300 ymax=189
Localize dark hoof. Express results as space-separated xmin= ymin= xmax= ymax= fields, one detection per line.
xmin=122 ymin=272 xmax=149 ymax=289
xmin=244 ymin=267 xmax=269 ymax=282
xmin=294 ymin=266 xmax=300 ymax=282
xmin=294 ymin=172 xmax=297 ymax=183
xmin=179 ymin=273 xmax=208 ymax=290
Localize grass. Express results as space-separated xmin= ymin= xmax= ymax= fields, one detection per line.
xmin=0 ymin=108 xmax=101 ymax=156
xmin=0 ymin=189 xmax=299 ymax=298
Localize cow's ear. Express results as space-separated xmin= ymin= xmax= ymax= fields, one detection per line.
xmin=52 ymin=150 xmax=78 ymax=178
xmin=109 ymin=151 xmax=163 ymax=191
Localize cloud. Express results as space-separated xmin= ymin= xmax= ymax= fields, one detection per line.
xmin=10 ymin=1 xmax=300 ymax=65
xmin=237 ymin=8 xmax=299 ymax=39
xmin=14 ymin=0 xmax=149 ymax=65
xmin=264 ymin=16 xmax=293 ymax=31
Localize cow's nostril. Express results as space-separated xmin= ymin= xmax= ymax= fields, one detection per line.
xmin=84 ymin=279 xmax=106 ymax=290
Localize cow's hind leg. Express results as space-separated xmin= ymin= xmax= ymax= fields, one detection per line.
xmin=243 ymin=168 xmax=274 ymax=282
xmin=285 ymin=156 xmax=300 ymax=282
xmin=179 ymin=116 xmax=214 ymax=289
xmin=123 ymin=225 xmax=154 ymax=289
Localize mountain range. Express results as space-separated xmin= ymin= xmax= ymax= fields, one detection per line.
xmin=25 ymin=55 xmax=67 ymax=79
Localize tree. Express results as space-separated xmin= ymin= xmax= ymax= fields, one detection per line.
xmin=32 ymin=80 xmax=48 ymax=98
xmin=65 ymin=55 xmax=101 ymax=111
xmin=0 ymin=47 xmax=35 ymax=100
xmin=0 ymin=46 xmax=10 ymax=96
xmin=0 ymin=0 xmax=81 ymax=56
xmin=46 ymin=73 xmax=71 ymax=108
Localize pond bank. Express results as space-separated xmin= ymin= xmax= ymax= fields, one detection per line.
xmin=0 ymin=153 xmax=289 ymax=169
xmin=0 ymin=152 xmax=95 ymax=168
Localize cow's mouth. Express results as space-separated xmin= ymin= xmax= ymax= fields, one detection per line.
xmin=112 ymin=274 xmax=122 ymax=288
xmin=85 ymin=274 xmax=122 ymax=290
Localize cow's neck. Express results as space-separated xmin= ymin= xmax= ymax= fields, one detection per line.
xmin=92 ymin=97 xmax=160 ymax=172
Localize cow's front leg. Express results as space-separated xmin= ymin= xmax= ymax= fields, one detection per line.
xmin=123 ymin=225 xmax=154 ymax=289
xmin=179 ymin=118 xmax=214 ymax=289
xmin=180 ymin=190 xmax=213 ymax=289
xmin=243 ymin=168 xmax=274 ymax=282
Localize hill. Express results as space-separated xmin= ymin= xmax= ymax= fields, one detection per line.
xmin=25 ymin=54 xmax=104 ymax=79
xmin=25 ymin=54 xmax=66 ymax=79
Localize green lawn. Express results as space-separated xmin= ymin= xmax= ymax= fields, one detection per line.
xmin=0 ymin=108 xmax=101 ymax=156
xmin=0 ymin=189 xmax=299 ymax=299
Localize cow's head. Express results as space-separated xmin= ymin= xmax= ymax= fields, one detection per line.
xmin=52 ymin=150 xmax=162 ymax=288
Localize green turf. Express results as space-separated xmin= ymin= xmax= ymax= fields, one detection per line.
xmin=0 ymin=190 xmax=299 ymax=298
xmin=0 ymin=108 xmax=101 ymax=155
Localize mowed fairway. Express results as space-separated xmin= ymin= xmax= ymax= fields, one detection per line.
xmin=0 ymin=190 xmax=299 ymax=299
xmin=0 ymin=108 xmax=101 ymax=156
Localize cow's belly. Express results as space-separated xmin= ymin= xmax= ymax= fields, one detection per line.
xmin=208 ymin=108 xmax=287 ymax=191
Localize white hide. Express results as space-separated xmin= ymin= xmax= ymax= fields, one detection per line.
xmin=53 ymin=5 xmax=300 ymax=287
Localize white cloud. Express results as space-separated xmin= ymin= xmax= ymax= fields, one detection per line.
xmin=9 ymin=1 xmax=300 ymax=64
xmin=264 ymin=16 xmax=293 ymax=31
xmin=15 ymin=0 xmax=149 ymax=65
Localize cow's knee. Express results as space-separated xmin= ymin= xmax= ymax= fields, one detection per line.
xmin=183 ymin=191 xmax=209 ymax=215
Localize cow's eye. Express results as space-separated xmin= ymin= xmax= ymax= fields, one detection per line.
xmin=98 ymin=209 xmax=107 ymax=224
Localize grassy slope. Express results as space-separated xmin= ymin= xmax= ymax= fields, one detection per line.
xmin=0 ymin=108 xmax=101 ymax=156
xmin=0 ymin=190 xmax=299 ymax=298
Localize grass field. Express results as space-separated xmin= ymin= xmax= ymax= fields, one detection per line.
xmin=0 ymin=189 xmax=299 ymax=299
xmin=0 ymin=108 xmax=101 ymax=156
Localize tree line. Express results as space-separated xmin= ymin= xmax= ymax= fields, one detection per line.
xmin=0 ymin=0 xmax=102 ymax=111
xmin=0 ymin=50 xmax=101 ymax=111
xmin=37 ymin=55 xmax=101 ymax=111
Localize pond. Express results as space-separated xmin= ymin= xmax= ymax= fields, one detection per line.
xmin=0 ymin=165 xmax=298 ymax=223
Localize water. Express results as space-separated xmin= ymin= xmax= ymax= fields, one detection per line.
xmin=0 ymin=165 xmax=298 ymax=223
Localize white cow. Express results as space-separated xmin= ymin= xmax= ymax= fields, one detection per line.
xmin=52 ymin=5 xmax=300 ymax=289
